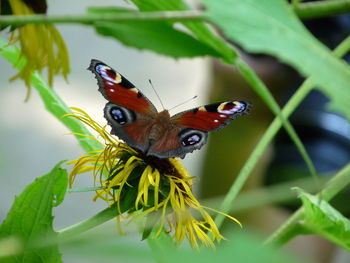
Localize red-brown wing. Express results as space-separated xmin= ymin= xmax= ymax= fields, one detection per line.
xmin=88 ymin=59 xmax=157 ymax=116
xmin=147 ymin=128 xmax=181 ymax=156
xmin=108 ymin=113 xmax=153 ymax=153
xmin=146 ymin=127 xmax=208 ymax=159
xmin=171 ymin=101 xmax=250 ymax=131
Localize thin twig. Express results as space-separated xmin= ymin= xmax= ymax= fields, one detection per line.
xmin=293 ymin=0 xmax=350 ymax=19
xmin=0 ymin=1 xmax=349 ymax=26
xmin=0 ymin=10 xmax=205 ymax=26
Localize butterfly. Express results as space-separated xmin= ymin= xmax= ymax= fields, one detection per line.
xmin=88 ymin=59 xmax=250 ymax=159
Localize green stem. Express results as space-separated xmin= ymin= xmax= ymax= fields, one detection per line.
xmin=229 ymin=176 xmax=330 ymax=213
xmin=294 ymin=0 xmax=350 ymax=19
xmin=263 ymin=36 xmax=350 ymax=246
xmin=320 ymin=164 xmax=350 ymax=201
xmin=333 ymin=35 xmax=350 ymax=58
xmin=1 ymin=0 xmax=349 ymax=26
xmin=235 ymin=58 xmax=317 ymax=180
xmin=203 ymin=175 xmax=330 ymax=216
xmin=264 ymin=163 xmax=350 ymax=246
xmin=67 ymin=187 xmax=105 ymax=193
xmin=215 ymin=35 xmax=350 ymax=228
xmin=57 ymin=204 xmax=120 ymax=240
xmin=0 ymin=10 xmax=204 ymax=26
xmin=215 ymin=76 xmax=314 ymax=228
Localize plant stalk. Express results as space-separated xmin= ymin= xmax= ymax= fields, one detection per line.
xmin=294 ymin=0 xmax=350 ymax=19
xmin=0 ymin=10 xmax=204 ymax=26
xmin=58 ymin=204 xmax=120 ymax=241
xmin=1 ymin=0 xmax=349 ymax=26
xmin=263 ymin=36 xmax=350 ymax=246
xmin=215 ymin=35 xmax=350 ymax=228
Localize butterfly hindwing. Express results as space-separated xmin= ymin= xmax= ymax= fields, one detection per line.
xmin=103 ymin=103 xmax=154 ymax=153
xmin=147 ymin=128 xmax=208 ymax=159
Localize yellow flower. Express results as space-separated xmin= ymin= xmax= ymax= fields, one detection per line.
xmin=67 ymin=107 xmax=241 ymax=249
xmin=4 ymin=0 xmax=69 ymax=100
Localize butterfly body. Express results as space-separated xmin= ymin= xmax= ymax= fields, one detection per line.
xmin=89 ymin=59 xmax=250 ymax=159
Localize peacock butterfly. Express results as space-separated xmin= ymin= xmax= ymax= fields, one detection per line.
xmin=88 ymin=59 xmax=250 ymax=159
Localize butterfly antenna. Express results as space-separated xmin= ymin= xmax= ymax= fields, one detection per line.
xmin=168 ymin=95 xmax=198 ymax=112
xmin=149 ymin=79 xmax=165 ymax=110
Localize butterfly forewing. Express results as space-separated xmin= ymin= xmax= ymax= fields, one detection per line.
xmin=88 ymin=59 xmax=157 ymax=115
xmin=171 ymin=101 xmax=250 ymax=131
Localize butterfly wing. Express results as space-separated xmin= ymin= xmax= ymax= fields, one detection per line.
xmin=89 ymin=59 xmax=250 ymax=159
xmin=171 ymin=101 xmax=250 ymax=131
xmin=147 ymin=101 xmax=250 ymax=158
xmin=146 ymin=126 xmax=208 ymax=159
xmin=88 ymin=59 xmax=158 ymax=153
xmin=88 ymin=59 xmax=157 ymax=115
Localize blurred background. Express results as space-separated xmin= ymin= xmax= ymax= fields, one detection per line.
xmin=1 ymin=0 xmax=350 ymax=262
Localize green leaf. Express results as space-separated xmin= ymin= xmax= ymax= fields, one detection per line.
xmin=0 ymin=161 xmax=68 ymax=263
xmin=130 ymin=0 xmax=237 ymax=62
xmin=88 ymin=7 xmax=221 ymax=58
xmin=296 ymin=188 xmax=350 ymax=251
xmin=201 ymin=0 xmax=350 ymax=120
